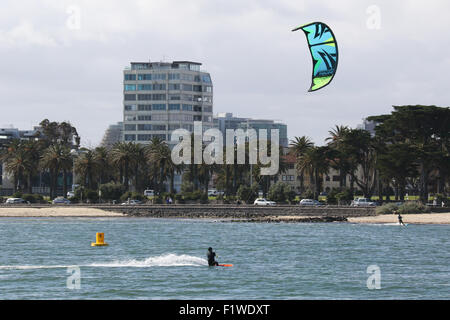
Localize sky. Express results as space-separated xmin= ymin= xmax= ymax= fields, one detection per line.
xmin=0 ymin=0 xmax=449 ymax=147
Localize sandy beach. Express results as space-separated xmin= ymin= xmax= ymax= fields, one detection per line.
xmin=0 ymin=207 xmax=123 ymax=217
xmin=0 ymin=206 xmax=449 ymax=224
xmin=348 ymin=213 xmax=450 ymax=225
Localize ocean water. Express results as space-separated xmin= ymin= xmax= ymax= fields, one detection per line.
xmin=0 ymin=217 xmax=448 ymax=299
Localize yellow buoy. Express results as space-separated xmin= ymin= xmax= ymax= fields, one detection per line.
xmin=91 ymin=232 xmax=108 ymax=247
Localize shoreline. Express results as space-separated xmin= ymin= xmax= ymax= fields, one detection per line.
xmin=0 ymin=206 xmax=449 ymax=224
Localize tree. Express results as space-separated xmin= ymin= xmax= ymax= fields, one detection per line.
xmin=74 ymin=149 xmax=99 ymax=190
xmin=289 ymin=136 xmax=314 ymax=192
xmin=40 ymin=144 xmax=71 ymax=199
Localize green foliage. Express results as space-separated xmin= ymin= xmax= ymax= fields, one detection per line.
xmin=376 ymin=203 xmax=399 ymax=215
xmin=120 ymin=191 xmax=144 ymax=202
xmin=237 ymin=184 xmax=259 ymax=204
xmin=398 ymin=202 xmax=430 ymax=214
xmin=199 ymin=193 xmax=209 ymax=204
xmin=99 ymin=183 xmax=126 ymax=201
xmin=327 ymin=187 xmax=353 ymax=205
xmin=376 ymin=202 xmax=431 ymax=215
xmin=268 ymin=182 xmax=293 ymax=203
xmin=12 ymin=191 xmax=23 ymax=198
xmin=300 ymin=189 xmax=314 ymax=200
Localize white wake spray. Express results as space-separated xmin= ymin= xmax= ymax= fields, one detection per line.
xmin=0 ymin=253 xmax=208 ymax=270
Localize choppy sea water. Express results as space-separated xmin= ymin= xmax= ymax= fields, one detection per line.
xmin=0 ymin=217 xmax=448 ymax=299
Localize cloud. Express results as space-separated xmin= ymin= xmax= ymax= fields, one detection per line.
xmin=0 ymin=0 xmax=449 ymax=147
xmin=0 ymin=20 xmax=58 ymax=48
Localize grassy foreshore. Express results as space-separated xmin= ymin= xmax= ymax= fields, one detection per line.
xmin=0 ymin=205 xmax=449 ymax=224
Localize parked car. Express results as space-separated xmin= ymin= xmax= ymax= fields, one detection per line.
xmin=253 ymin=198 xmax=276 ymax=206
xmin=121 ymin=199 xmax=142 ymax=205
xmin=351 ymin=198 xmax=376 ymax=207
xmin=52 ymin=197 xmax=71 ymax=204
xmin=5 ymin=198 xmax=26 ymax=204
xmin=144 ymin=189 xmax=154 ymax=197
xmin=299 ymin=199 xmax=324 ymax=206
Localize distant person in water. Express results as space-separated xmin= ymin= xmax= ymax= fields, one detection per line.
xmin=207 ymin=247 xmax=219 ymax=266
xmin=395 ymin=211 xmax=405 ymax=226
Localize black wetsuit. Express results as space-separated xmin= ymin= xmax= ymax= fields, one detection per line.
xmin=207 ymin=250 xmax=219 ymax=266
xmin=398 ymin=214 xmax=405 ymax=226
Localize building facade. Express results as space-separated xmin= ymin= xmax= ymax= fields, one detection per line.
xmin=100 ymin=122 xmax=123 ymax=149
xmin=213 ymin=113 xmax=288 ymax=148
xmin=122 ymin=61 xmax=214 ymax=146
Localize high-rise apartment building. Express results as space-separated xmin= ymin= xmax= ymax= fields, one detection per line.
xmin=122 ymin=61 xmax=214 ymax=145
xmin=213 ymin=113 xmax=288 ymax=148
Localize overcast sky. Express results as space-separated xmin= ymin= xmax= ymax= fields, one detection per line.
xmin=0 ymin=0 xmax=449 ymax=147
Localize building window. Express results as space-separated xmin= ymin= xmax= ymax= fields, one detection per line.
xmin=203 ymin=86 xmax=212 ymax=93
xmin=169 ymin=124 xmax=180 ymax=130
xmin=152 ymin=114 xmax=168 ymax=121
xmin=169 ymin=94 xmax=180 ymax=101
xmin=332 ymin=175 xmax=340 ymax=182
xmin=182 ymin=84 xmax=193 ymax=91
xmin=202 ymin=75 xmax=211 ymax=83
xmin=153 ymin=84 xmax=166 ymax=90
xmin=203 ymin=106 xmax=212 ymax=113
xmin=137 ymin=94 xmax=152 ymax=101
xmin=124 ymin=134 xmax=136 ymax=141
xmin=138 ymin=84 xmax=152 ymax=91
xmin=124 ymin=104 xmax=137 ymax=111
xmin=169 ymin=104 xmax=180 ymax=111
xmin=124 ymin=94 xmax=136 ymax=101
xmin=137 ymin=134 xmax=152 ymax=141
xmin=181 ymin=73 xmax=194 ymax=81
xmin=182 ymin=104 xmax=193 ymax=111
xmin=125 ymin=115 xmax=137 ymax=121
xmin=152 ymin=104 xmax=166 ymax=111
xmin=124 ymin=124 xmax=136 ymax=131
xmin=169 ymin=83 xmax=180 ymax=90
xmin=181 ymin=94 xmax=193 ymax=101
xmin=168 ymin=73 xmax=180 ymax=80
xmin=138 ymin=74 xmax=152 ymax=80
xmin=137 ymin=124 xmax=152 ymax=131
xmin=152 ymin=124 xmax=166 ymax=131
xmin=138 ymin=104 xmax=152 ymax=111
xmin=124 ymin=74 xmax=136 ymax=81
xmin=137 ymin=115 xmax=151 ymax=121
xmin=193 ymin=105 xmax=202 ymax=112
xmin=124 ymin=84 xmax=136 ymax=91
xmin=152 ymin=94 xmax=166 ymax=101
xmin=193 ymin=115 xmax=202 ymax=121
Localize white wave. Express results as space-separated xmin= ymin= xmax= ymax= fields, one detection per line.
xmin=0 ymin=254 xmax=208 ymax=270
xmin=89 ymin=254 xmax=208 ymax=268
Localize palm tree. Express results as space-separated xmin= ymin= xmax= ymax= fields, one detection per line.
xmin=74 ymin=149 xmax=99 ymax=190
xmin=94 ymin=146 xmax=113 ymax=185
xmin=289 ymin=136 xmax=314 ymax=192
xmin=40 ymin=144 xmax=71 ymax=199
xmin=1 ymin=140 xmax=28 ymax=192
xmin=110 ymin=142 xmax=136 ymax=190
xmin=296 ymin=146 xmax=330 ymax=199
xmin=146 ymin=137 xmax=171 ymax=194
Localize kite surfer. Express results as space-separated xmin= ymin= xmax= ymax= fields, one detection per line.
xmin=395 ymin=211 xmax=405 ymax=226
xmin=207 ymin=247 xmax=219 ymax=266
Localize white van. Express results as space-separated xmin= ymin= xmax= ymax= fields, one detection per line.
xmin=144 ymin=189 xmax=155 ymax=197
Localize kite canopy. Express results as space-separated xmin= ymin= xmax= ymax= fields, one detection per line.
xmin=292 ymin=22 xmax=338 ymax=92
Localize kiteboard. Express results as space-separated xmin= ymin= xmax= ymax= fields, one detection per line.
xmin=217 ymin=264 xmax=233 ymax=267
